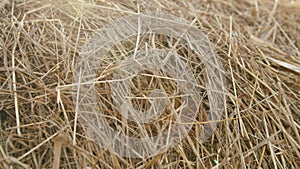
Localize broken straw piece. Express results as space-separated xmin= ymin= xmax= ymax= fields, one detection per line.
xmin=267 ymin=56 xmax=300 ymax=73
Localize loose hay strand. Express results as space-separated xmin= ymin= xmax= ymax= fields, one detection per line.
xmin=11 ymin=12 xmax=21 ymax=136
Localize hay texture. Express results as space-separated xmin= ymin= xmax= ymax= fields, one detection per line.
xmin=0 ymin=0 xmax=300 ymax=168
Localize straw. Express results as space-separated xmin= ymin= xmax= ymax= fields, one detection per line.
xmin=0 ymin=0 xmax=299 ymax=168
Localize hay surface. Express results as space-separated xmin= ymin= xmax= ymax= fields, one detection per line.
xmin=0 ymin=0 xmax=299 ymax=168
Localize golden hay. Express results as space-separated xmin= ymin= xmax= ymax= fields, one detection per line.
xmin=0 ymin=0 xmax=299 ymax=168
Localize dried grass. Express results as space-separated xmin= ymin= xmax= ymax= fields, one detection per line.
xmin=0 ymin=0 xmax=299 ymax=168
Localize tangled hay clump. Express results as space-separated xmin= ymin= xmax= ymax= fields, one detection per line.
xmin=0 ymin=0 xmax=300 ymax=168
xmin=74 ymin=12 xmax=226 ymax=158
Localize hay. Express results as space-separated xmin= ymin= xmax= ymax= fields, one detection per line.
xmin=0 ymin=0 xmax=299 ymax=168
xmin=74 ymin=13 xmax=226 ymax=158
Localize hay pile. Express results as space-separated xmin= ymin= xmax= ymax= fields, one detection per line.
xmin=0 ymin=0 xmax=299 ymax=168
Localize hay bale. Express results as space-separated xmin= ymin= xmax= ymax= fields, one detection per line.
xmin=0 ymin=0 xmax=299 ymax=168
